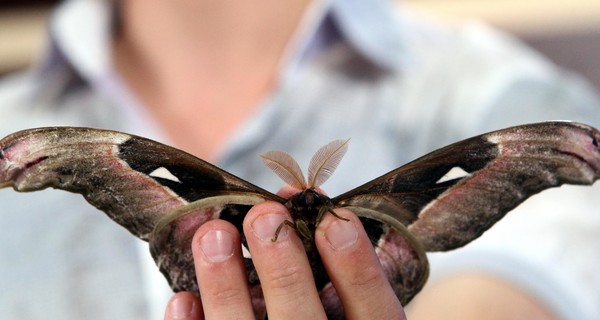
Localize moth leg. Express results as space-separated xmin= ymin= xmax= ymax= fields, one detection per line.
xmin=295 ymin=219 xmax=312 ymax=240
xmin=316 ymin=206 xmax=350 ymax=225
xmin=328 ymin=208 xmax=350 ymax=221
xmin=272 ymin=220 xmax=296 ymax=242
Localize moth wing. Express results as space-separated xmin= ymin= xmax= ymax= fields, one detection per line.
xmin=333 ymin=122 xmax=600 ymax=252
xmin=0 ymin=127 xmax=282 ymax=297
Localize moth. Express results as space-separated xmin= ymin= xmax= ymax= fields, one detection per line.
xmin=0 ymin=121 xmax=599 ymax=319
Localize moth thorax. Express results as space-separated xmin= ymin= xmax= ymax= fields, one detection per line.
xmin=285 ymin=189 xmax=332 ymax=225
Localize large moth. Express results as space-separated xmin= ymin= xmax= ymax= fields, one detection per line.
xmin=0 ymin=121 xmax=599 ymax=319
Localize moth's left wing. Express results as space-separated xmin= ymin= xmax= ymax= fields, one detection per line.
xmin=0 ymin=127 xmax=283 ymax=293
xmin=333 ymin=122 xmax=600 ymax=252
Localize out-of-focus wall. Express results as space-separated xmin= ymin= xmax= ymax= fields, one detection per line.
xmin=0 ymin=3 xmax=52 ymax=75
xmin=405 ymin=0 xmax=600 ymax=36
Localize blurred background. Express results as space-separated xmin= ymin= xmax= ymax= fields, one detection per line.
xmin=1 ymin=0 xmax=600 ymax=90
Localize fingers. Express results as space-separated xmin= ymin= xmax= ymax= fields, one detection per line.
xmin=164 ymin=292 xmax=202 ymax=320
xmin=315 ymin=209 xmax=407 ymax=320
xmin=243 ymin=201 xmax=327 ymax=320
xmin=163 ymin=190 xmax=406 ymax=320
xmin=191 ymin=219 xmax=255 ymax=319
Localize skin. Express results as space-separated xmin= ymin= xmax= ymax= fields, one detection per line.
xmin=408 ymin=273 xmax=555 ymax=320
xmin=162 ymin=190 xmax=554 ymax=320
xmin=164 ymin=188 xmax=406 ymax=320
xmin=111 ymin=1 xmax=558 ymax=318
xmin=114 ymin=0 xmax=311 ymax=161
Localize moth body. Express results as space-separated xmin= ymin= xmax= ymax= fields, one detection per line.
xmin=283 ymin=189 xmax=333 ymax=237
xmin=282 ymin=188 xmax=335 ymax=289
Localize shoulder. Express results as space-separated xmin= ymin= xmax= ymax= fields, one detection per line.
xmin=395 ymin=6 xmax=554 ymax=77
xmin=0 ymin=71 xmax=47 ymax=135
xmin=0 ymin=67 xmax=123 ymax=137
xmin=389 ymin=6 xmax=600 ymax=139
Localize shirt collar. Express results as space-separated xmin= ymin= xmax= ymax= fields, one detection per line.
xmin=45 ymin=0 xmax=113 ymax=82
xmin=40 ymin=0 xmax=406 ymax=84
xmin=329 ymin=0 xmax=406 ymax=71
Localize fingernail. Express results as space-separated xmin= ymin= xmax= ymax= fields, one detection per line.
xmin=168 ymin=295 xmax=194 ymax=319
xmin=325 ymin=218 xmax=358 ymax=250
xmin=252 ymin=213 xmax=289 ymax=242
xmin=200 ymin=229 xmax=234 ymax=263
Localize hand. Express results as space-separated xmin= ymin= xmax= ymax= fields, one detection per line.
xmin=164 ymin=188 xmax=407 ymax=320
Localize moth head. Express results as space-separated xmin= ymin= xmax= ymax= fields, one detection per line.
xmin=259 ymin=139 xmax=349 ymax=190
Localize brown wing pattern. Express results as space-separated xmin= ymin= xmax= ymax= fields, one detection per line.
xmin=0 ymin=127 xmax=280 ymax=302
xmin=334 ymin=122 xmax=600 ymax=251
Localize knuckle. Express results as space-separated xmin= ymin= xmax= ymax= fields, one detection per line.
xmin=209 ymin=284 xmax=248 ymax=306
xmin=347 ymin=264 xmax=384 ymax=290
xmin=265 ymin=263 xmax=305 ymax=291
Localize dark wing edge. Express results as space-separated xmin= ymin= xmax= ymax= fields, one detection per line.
xmin=334 ymin=121 xmax=600 ymax=252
